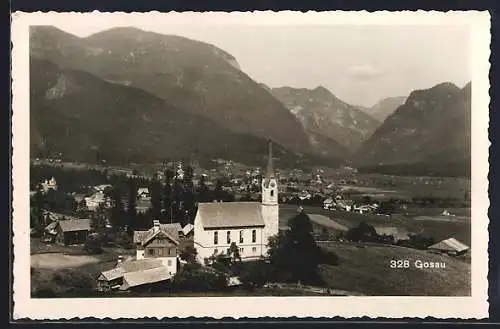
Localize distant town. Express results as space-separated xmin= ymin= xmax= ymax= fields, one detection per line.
xmin=30 ymin=148 xmax=472 ymax=297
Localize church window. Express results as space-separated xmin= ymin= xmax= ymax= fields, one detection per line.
xmin=239 ymin=230 xmax=244 ymax=243
xmin=214 ymin=231 xmax=218 ymax=245
xmin=239 ymin=247 xmax=244 ymax=253
xmin=227 ymin=231 xmax=231 ymax=244
xmin=270 ymin=190 xmax=274 ymax=197
xmin=252 ymin=247 xmax=257 ymax=253
xmin=214 ymin=249 xmax=218 ymax=255
xmin=252 ymin=230 xmax=256 ymax=243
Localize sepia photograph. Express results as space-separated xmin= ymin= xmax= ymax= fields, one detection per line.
xmin=11 ymin=10 xmax=490 ymax=319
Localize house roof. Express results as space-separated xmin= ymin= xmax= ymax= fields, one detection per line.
xmin=99 ymin=258 xmax=165 ymax=282
xmin=182 ymin=223 xmax=194 ymax=236
xmin=44 ymin=221 xmax=58 ymax=233
xmin=58 ymin=218 xmax=91 ymax=232
xmin=120 ymin=266 xmax=172 ymax=290
xmin=197 ymin=202 xmax=265 ymax=229
xmin=428 ymin=237 xmax=469 ymax=253
xmin=133 ymin=223 xmax=180 ymax=245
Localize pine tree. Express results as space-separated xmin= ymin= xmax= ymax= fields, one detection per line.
xmin=162 ymin=169 xmax=174 ymax=221
xmin=150 ymin=178 xmax=163 ymax=220
xmin=214 ymin=179 xmax=223 ymax=202
xmin=197 ymin=175 xmax=210 ymax=203
xmin=109 ymin=186 xmax=125 ymax=229
xmin=127 ymin=178 xmax=138 ymax=230
xmin=183 ymin=166 xmax=196 ymax=225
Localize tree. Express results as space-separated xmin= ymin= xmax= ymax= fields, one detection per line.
xmin=150 ymin=179 xmax=163 ymax=220
xmin=239 ymin=260 xmax=271 ymax=289
xmin=109 ymin=187 xmax=125 ymax=229
xmin=182 ymin=166 xmax=196 ymax=225
xmin=227 ymin=242 xmax=242 ymax=263
xmin=162 ymin=169 xmax=174 ymax=221
xmin=179 ymin=245 xmax=198 ymax=263
xmin=127 ymin=178 xmax=137 ymax=230
xmin=214 ymin=179 xmax=223 ymax=202
xmin=267 ymin=211 xmax=324 ymax=284
xmin=31 ymin=184 xmax=46 ymax=233
xmin=197 ymin=175 xmax=210 ymax=203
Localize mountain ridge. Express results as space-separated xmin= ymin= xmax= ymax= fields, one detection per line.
xmin=30 ymin=25 xmax=314 ymax=157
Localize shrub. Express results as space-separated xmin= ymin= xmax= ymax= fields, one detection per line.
xmin=171 ymin=263 xmax=227 ymax=292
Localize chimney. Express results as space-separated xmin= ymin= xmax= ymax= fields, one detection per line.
xmin=153 ymin=219 xmax=160 ymax=232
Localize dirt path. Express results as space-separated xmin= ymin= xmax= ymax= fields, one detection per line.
xmin=31 ymin=253 xmax=103 ymax=269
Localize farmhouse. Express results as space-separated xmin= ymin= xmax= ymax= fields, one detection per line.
xmin=428 ymin=237 xmax=469 ymax=256
xmin=137 ymin=187 xmax=150 ymax=200
xmin=133 ymin=220 xmax=180 ymax=276
xmin=193 ymin=142 xmax=279 ymax=264
xmin=55 ymin=218 xmax=91 ymax=245
xmin=97 ymin=258 xmax=165 ymax=292
xmin=41 ymin=177 xmax=58 ymax=193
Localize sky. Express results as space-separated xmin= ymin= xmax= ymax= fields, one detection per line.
xmin=52 ymin=18 xmax=471 ymax=107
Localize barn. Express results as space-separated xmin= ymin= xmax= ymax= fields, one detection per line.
xmin=55 ymin=218 xmax=91 ymax=245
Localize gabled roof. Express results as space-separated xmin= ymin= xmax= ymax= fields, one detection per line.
xmin=133 ymin=223 xmax=180 ymax=245
xmin=142 ymin=228 xmax=179 ymax=246
xmin=58 ymin=218 xmax=91 ymax=232
xmin=182 ymin=223 xmax=194 ymax=236
xmin=137 ymin=187 xmax=150 ymax=194
xmin=99 ymin=259 xmax=164 ymax=282
xmin=428 ymin=237 xmax=469 ymax=253
xmin=120 ymin=266 xmax=171 ymax=290
xmin=197 ymin=202 xmax=265 ymax=229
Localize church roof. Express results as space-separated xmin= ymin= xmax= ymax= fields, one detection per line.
xmin=197 ymin=202 xmax=265 ymax=229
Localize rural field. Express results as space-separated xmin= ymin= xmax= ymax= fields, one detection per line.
xmin=318 ymin=241 xmax=470 ymax=296
xmin=279 ymin=204 xmax=471 ymax=245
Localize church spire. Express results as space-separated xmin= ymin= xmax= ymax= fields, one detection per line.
xmin=266 ymin=140 xmax=274 ymax=178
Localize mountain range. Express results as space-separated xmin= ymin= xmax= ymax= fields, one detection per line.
xmin=30 ymin=26 xmax=314 ymax=158
xmin=353 ymin=82 xmax=471 ymax=177
xmin=271 ymin=86 xmax=380 ymax=156
xmin=29 ymin=26 xmax=471 ymax=177
xmin=357 ymin=96 xmax=407 ymax=122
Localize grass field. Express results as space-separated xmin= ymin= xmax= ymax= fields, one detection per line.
xmin=279 ymin=205 xmax=471 ymax=246
xmin=318 ymin=241 xmax=470 ymax=296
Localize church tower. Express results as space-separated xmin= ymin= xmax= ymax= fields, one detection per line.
xmin=261 ymin=141 xmax=279 ymax=254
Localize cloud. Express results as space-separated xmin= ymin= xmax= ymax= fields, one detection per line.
xmin=348 ymin=64 xmax=386 ymax=81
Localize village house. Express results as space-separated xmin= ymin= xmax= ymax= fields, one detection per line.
xmin=41 ymin=177 xmax=57 ymax=193
xmin=137 ymin=187 xmax=151 ymax=201
xmin=84 ymin=191 xmax=109 ymax=211
xmin=323 ymin=198 xmax=335 ymax=210
xmin=55 ymin=218 xmax=91 ymax=245
xmin=97 ymin=258 xmax=167 ymax=292
xmin=193 ymin=142 xmax=279 ymax=265
xmin=133 ymin=220 xmax=181 ymax=277
xmin=428 ymin=237 xmax=469 ymax=256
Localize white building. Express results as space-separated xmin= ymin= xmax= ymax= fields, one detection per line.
xmin=133 ymin=220 xmax=180 ymax=277
xmin=41 ymin=177 xmax=57 ymax=193
xmin=193 ymin=141 xmax=279 ymax=265
xmin=84 ymin=191 xmax=107 ymax=211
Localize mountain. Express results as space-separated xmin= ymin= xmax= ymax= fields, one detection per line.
xmin=360 ymin=96 xmax=407 ymax=122
xmin=30 ymin=57 xmax=321 ymax=168
xmin=271 ymin=86 xmax=381 ymax=156
xmin=353 ymin=82 xmax=471 ymax=177
xmin=30 ymin=26 xmax=314 ymax=157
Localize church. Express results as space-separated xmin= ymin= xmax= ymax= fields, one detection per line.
xmin=193 ymin=141 xmax=279 ymax=265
